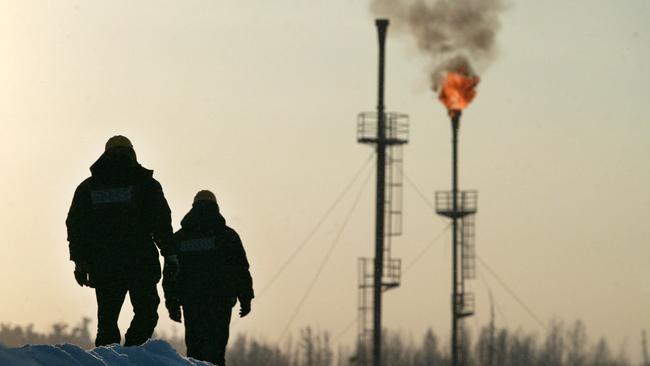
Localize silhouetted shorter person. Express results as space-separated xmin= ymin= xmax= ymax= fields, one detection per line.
xmin=66 ymin=135 xmax=179 ymax=347
xmin=163 ymin=190 xmax=254 ymax=366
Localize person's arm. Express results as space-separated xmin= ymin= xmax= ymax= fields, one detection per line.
xmin=145 ymin=178 xmax=175 ymax=256
xmin=162 ymin=237 xmax=182 ymax=323
xmin=66 ymin=180 xmax=93 ymax=287
xmin=227 ymin=229 xmax=254 ymax=317
xmin=66 ymin=180 xmax=92 ymax=263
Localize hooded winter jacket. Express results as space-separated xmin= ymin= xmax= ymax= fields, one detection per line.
xmin=163 ymin=201 xmax=254 ymax=306
xmin=66 ymin=150 xmax=174 ymax=284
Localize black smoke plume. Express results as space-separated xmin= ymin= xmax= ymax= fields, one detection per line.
xmin=371 ymin=0 xmax=506 ymax=90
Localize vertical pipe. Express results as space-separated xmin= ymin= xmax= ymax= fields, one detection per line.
xmin=373 ymin=18 xmax=389 ymax=366
xmin=451 ymin=111 xmax=461 ymax=366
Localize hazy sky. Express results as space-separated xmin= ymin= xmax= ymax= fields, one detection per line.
xmin=1 ymin=0 xmax=649 ymax=361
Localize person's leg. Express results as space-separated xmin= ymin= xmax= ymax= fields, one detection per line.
xmin=183 ymin=301 xmax=211 ymax=361
xmin=199 ymin=299 xmax=234 ymax=366
xmin=123 ymin=280 xmax=160 ymax=346
xmin=95 ymin=285 xmax=128 ymax=346
xmin=212 ymin=300 xmax=234 ymax=366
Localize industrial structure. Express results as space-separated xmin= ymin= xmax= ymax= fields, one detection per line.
xmin=355 ymin=19 xmax=409 ymax=366
xmin=435 ymin=111 xmax=478 ymax=366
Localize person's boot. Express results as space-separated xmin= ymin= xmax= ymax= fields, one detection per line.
xmin=95 ymin=327 xmax=121 ymax=347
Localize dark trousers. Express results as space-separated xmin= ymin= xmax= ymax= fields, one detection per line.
xmin=183 ymin=298 xmax=234 ymax=366
xmin=94 ymin=279 xmax=160 ymax=347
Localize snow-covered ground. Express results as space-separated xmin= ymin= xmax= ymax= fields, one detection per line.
xmin=0 ymin=339 xmax=212 ymax=365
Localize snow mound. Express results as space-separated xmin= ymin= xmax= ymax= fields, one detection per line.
xmin=0 ymin=339 xmax=212 ymax=366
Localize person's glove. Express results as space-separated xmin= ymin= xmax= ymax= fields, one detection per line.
xmin=163 ymin=255 xmax=180 ymax=280
xmin=239 ymin=298 xmax=252 ymax=318
xmin=73 ymin=262 xmax=92 ymax=287
xmin=166 ymin=300 xmax=182 ymax=323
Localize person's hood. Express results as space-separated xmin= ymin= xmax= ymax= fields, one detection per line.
xmin=180 ymin=201 xmax=227 ymax=234
xmin=90 ymin=150 xmax=153 ymax=182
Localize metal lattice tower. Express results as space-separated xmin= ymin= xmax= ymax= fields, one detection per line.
xmin=355 ymin=19 xmax=409 ymax=366
xmin=435 ymin=113 xmax=478 ymax=366
xmin=357 ymin=113 xmax=408 ymax=366
xmin=436 ymin=190 xmax=478 ymax=316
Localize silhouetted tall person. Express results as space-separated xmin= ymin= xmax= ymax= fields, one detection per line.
xmin=66 ymin=135 xmax=178 ymax=347
xmin=163 ymin=190 xmax=254 ymax=366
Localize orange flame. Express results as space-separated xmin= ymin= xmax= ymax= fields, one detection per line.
xmin=437 ymin=71 xmax=480 ymax=117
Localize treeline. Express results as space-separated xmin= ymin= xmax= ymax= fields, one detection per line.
xmin=0 ymin=318 xmax=647 ymax=366
xmin=241 ymin=321 xmax=645 ymax=366
xmin=369 ymin=320 xmax=637 ymax=366
xmin=0 ymin=317 xmax=94 ymax=350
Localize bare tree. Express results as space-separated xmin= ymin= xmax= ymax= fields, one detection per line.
xmin=538 ymin=319 xmax=565 ymax=366
xmin=566 ymin=320 xmax=588 ymax=366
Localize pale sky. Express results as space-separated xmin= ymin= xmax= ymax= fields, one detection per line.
xmin=0 ymin=0 xmax=649 ymax=362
